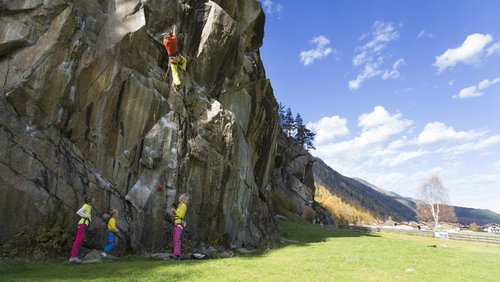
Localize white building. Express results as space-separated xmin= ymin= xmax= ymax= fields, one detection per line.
xmin=483 ymin=224 xmax=500 ymax=234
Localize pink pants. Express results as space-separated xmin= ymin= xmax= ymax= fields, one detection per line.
xmin=70 ymin=224 xmax=87 ymax=258
xmin=172 ymin=225 xmax=183 ymax=257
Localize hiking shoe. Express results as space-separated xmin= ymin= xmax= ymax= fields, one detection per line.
xmin=69 ymin=257 xmax=81 ymax=264
xmin=171 ymin=256 xmax=181 ymax=261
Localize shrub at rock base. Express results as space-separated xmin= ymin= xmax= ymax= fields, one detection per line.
xmin=4 ymin=202 xmax=73 ymax=258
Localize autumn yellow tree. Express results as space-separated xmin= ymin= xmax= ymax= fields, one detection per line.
xmin=316 ymin=184 xmax=376 ymax=225
xmin=469 ymin=223 xmax=479 ymax=231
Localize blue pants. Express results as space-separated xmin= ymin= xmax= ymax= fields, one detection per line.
xmin=103 ymin=231 xmax=115 ymax=254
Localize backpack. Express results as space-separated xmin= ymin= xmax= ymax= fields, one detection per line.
xmin=102 ymin=212 xmax=111 ymax=224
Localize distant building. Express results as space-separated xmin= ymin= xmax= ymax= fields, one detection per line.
xmin=381 ymin=219 xmax=397 ymax=227
xmin=440 ymin=223 xmax=460 ymax=233
xmin=417 ymin=222 xmax=430 ymax=231
xmin=482 ymin=224 xmax=500 ymax=234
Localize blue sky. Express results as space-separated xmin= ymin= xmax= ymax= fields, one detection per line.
xmin=259 ymin=0 xmax=500 ymax=213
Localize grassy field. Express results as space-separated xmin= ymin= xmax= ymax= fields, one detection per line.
xmin=1 ymin=215 xmax=500 ymax=281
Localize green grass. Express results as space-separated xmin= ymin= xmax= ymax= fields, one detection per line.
xmin=1 ymin=215 xmax=499 ymax=281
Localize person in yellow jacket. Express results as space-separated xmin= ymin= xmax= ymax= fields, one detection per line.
xmin=101 ymin=209 xmax=118 ymax=258
xmin=171 ymin=193 xmax=187 ymax=261
xmin=69 ymin=195 xmax=94 ymax=264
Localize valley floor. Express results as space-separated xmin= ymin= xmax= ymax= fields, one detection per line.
xmin=1 ymin=217 xmax=499 ymax=281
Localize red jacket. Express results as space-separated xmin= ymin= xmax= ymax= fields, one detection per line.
xmin=163 ymin=35 xmax=179 ymax=56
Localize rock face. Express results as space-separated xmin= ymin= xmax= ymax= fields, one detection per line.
xmin=271 ymin=133 xmax=336 ymax=226
xmin=0 ymin=0 xmax=279 ymax=252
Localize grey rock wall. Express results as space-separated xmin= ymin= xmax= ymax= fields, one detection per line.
xmin=271 ymin=132 xmax=336 ymax=226
xmin=1 ymin=0 xmax=279 ymax=252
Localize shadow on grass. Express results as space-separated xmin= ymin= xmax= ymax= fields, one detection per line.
xmin=275 ymin=210 xmax=380 ymax=247
xmin=0 ymin=212 xmax=380 ymax=280
xmin=0 ymin=256 xmax=202 ymax=281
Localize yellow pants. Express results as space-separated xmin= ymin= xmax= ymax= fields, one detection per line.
xmin=170 ymin=55 xmax=187 ymax=87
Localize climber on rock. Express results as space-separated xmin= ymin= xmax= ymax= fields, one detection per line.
xmin=163 ymin=24 xmax=187 ymax=90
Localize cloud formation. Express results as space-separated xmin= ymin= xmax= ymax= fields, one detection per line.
xmin=417 ymin=30 xmax=434 ymax=39
xmin=379 ymin=150 xmax=427 ymax=167
xmin=442 ymin=135 xmax=500 ymax=154
xmin=415 ymin=122 xmax=484 ymax=145
xmin=348 ymin=61 xmax=383 ymax=90
xmin=310 ymin=110 xmax=496 ymax=170
xmin=382 ymin=58 xmax=405 ymax=80
xmin=309 ymin=106 xmax=500 ymax=212
xmin=487 ymin=42 xmax=500 ymax=56
xmin=262 ymin=0 xmax=283 ymax=17
xmin=454 ymin=76 xmax=500 ymax=99
xmin=349 ymin=22 xmax=403 ymax=90
xmin=299 ymin=35 xmax=334 ymax=66
xmin=313 ymin=106 xmax=413 ymax=164
xmin=434 ymin=33 xmax=493 ymax=72
xmin=307 ymin=116 xmax=349 ymax=146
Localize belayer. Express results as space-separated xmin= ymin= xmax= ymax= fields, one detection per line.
xmin=69 ymin=195 xmax=94 ymax=264
xmin=171 ymin=193 xmax=187 ymax=261
xmin=163 ymin=24 xmax=187 ymax=90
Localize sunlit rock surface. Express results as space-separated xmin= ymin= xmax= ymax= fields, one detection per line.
xmin=0 ymin=0 xmax=280 ymax=252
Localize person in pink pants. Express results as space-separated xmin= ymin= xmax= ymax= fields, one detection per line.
xmin=69 ymin=195 xmax=94 ymax=264
xmin=171 ymin=193 xmax=187 ymax=261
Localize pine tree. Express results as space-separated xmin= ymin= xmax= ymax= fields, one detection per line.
xmin=278 ymin=102 xmax=287 ymax=129
xmin=284 ymin=107 xmax=295 ymax=138
xmin=293 ymin=113 xmax=304 ymax=143
xmin=294 ymin=113 xmax=316 ymax=150
xmin=302 ymin=128 xmax=316 ymax=150
xmin=277 ymin=103 xmax=316 ymax=150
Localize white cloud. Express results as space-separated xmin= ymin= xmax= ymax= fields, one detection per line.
xmin=471 ymin=174 xmax=500 ymax=184
xmin=382 ymin=58 xmax=405 ymax=80
xmin=444 ymin=135 xmax=500 ymax=154
xmin=349 ymin=22 xmax=403 ymax=90
xmin=262 ymin=0 xmax=273 ymax=14
xmin=299 ymin=35 xmax=334 ymax=66
xmin=455 ymin=86 xmax=483 ymax=99
xmin=417 ymin=30 xmax=434 ymax=39
xmin=379 ymin=150 xmax=427 ymax=167
xmin=358 ymin=105 xmax=401 ymax=129
xmin=352 ymin=51 xmax=370 ymax=66
xmin=349 ymin=61 xmax=383 ymax=90
xmin=275 ymin=4 xmax=283 ymax=14
xmin=478 ymin=77 xmax=500 ymax=89
xmin=434 ymin=33 xmax=493 ymax=72
xmin=448 ymin=79 xmax=456 ymax=86
xmin=388 ymin=137 xmax=408 ymax=150
xmin=313 ymin=106 xmax=413 ymax=164
xmin=472 ymin=135 xmax=500 ymax=149
xmin=416 ymin=122 xmax=484 ymax=145
xmin=310 ymin=107 xmax=500 ymax=213
xmin=356 ymin=107 xmax=413 ymax=146
xmin=262 ymin=0 xmax=283 ymax=17
xmin=361 ymin=21 xmax=399 ymax=52
xmin=486 ymin=42 xmax=500 ymax=56
xmin=307 ymin=116 xmax=349 ymax=146
xmin=454 ymin=76 xmax=500 ymax=99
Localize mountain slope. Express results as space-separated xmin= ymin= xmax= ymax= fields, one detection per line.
xmin=316 ymin=161 xmax=500 ymax=225
xmin=313 ymin=159 xmax=416 ymax=221
xmin=357 ymin=178 xmax=500 ymax=225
